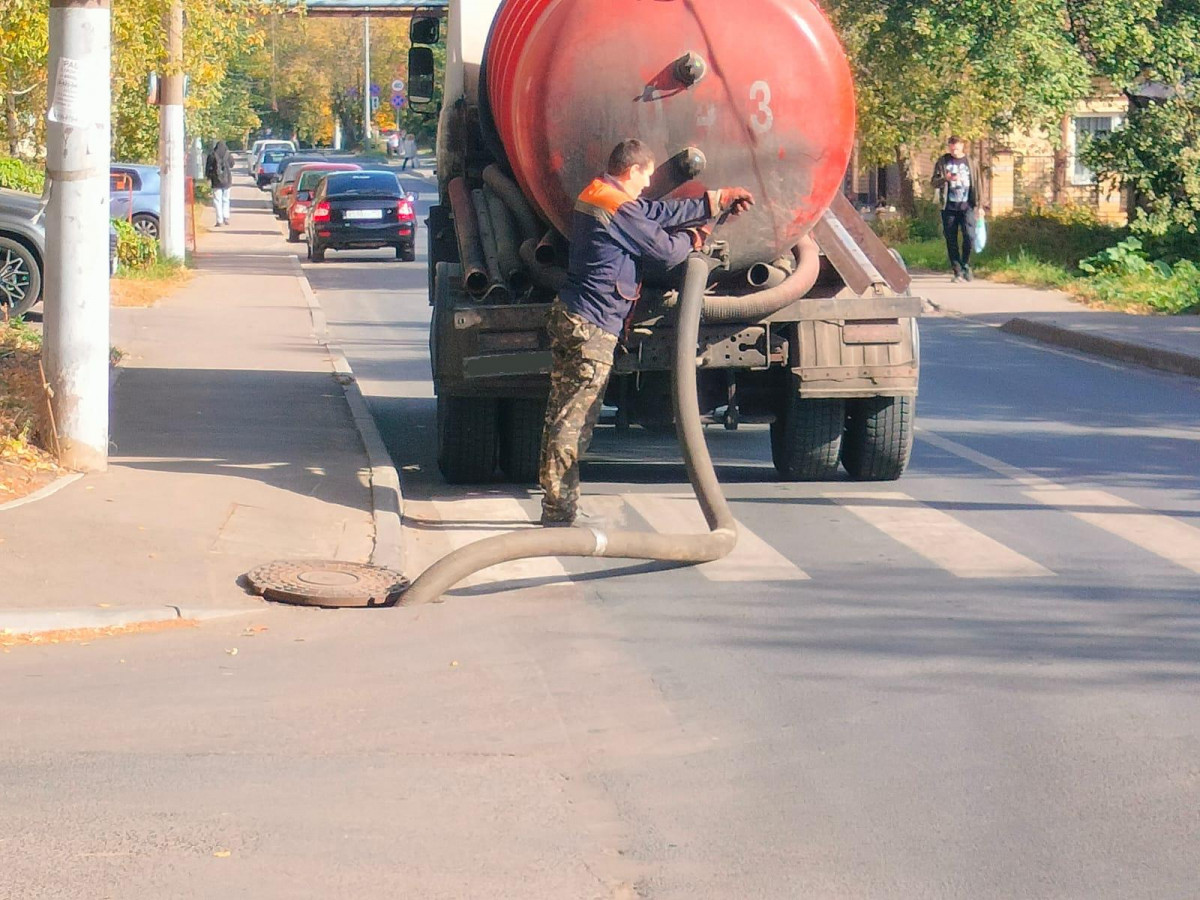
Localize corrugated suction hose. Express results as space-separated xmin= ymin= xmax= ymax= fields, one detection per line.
xmin=399 ymin=254 xmax=737 ymax=605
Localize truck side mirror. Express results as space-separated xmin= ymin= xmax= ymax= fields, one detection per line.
xmin=408 ymin=46 xmax=436 ymax=105
xmin=410 ymin=16 xmax=439 ymax=44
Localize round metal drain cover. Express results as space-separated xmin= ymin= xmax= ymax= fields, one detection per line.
xmin=246 ymin=560 xmax=409 ymax=608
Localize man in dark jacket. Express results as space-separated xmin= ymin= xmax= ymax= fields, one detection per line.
xmin=930 ymin=136 xmax=981 ymax=281
xmin=538 ymin=138 xmax=753 ymax=526
xmin=204 ymin=140 xmax=235 ymax=227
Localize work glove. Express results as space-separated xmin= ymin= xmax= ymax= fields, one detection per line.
xmin=707 ymin=187 xmax=755 ymax=217
xmin=686 ymin=224 xmax=712 ymax=251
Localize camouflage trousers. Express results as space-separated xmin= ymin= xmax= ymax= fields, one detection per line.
xmin=539 ymin=302 xmax=618 ymax=523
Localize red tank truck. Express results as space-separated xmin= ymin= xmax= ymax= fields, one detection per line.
xmin=408 ymin=0 xmax=920 ymax=485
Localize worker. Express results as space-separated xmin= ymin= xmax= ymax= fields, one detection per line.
xmin=539 ymin=138 xmax=754 ymax=526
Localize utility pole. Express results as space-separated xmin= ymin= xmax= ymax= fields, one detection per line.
xmin=362 ymin=16 xmax=372 ymax=146
xmin=43 ymin=0 xmax=111 ymax=471
xmin=159 ymin=0 xmax=185 ymax=260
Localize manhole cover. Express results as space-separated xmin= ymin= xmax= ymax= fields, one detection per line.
xmin=245 ymin=560 xmax=409 ymax=608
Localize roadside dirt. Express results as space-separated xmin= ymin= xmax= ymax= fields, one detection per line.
xmin=0 ymin=320 xmax=59 ymax=504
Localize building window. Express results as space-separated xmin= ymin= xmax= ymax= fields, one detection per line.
xmin=1072 ymin=115 xmax=1120 ymax=185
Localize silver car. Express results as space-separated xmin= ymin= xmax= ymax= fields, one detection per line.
xmin=1 ymin=187 xmax=119 ymax=319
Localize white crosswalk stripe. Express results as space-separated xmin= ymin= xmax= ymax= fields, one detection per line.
xmin=426 ymin=496 xmax=567 ymax=588
xmin=1025 ymin=489 xmax=1200 ymax=575
xmin=824 ymin=491 xmax=1054 ymax=578
xmin=622 ymin=494 xmax=809 ymax=582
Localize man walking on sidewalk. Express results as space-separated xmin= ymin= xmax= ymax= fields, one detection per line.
xmin=538 ymin=138 xmax=754 ymax=526
xmin=931 ymin=136 xmax=980 ymax=282
xmin=205 ymin=140 xmax=234 ymax=227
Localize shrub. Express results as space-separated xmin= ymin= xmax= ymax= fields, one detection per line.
xmin=0 ymin=157 xmax=45 ymax=194
xmin=111 ymin=218 xmax=159 ymax=270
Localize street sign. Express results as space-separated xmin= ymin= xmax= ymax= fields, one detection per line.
xmin=369 ymin=84 xmax=381 ymax=97
xmin=390 ymin=95 xmax=406 ymax=109
xmin=391 ymin=79 xmax=405 ymax=93
xmin=370 ymin=96 xmax=380 ymax=111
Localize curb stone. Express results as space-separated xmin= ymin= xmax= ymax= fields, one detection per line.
xmin=290 ymin=256 xmax=406 ymax=573
xmin=1000 ymin=317 xmax=1200 ymax=380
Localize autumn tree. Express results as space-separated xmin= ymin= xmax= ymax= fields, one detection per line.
xmin=0 ymin=0 xmax=49 ymax=157
xmin=1067 ymin=0 xmax=1200 ymax=246
xmin=825 ymin=0 xmax=1092 ymax=214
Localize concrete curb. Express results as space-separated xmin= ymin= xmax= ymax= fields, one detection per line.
xmin=0 ymin=605 xmax=259 ymax=636
xmin=290 ymin=256 xmax=406 ymax=573
xmin=1000 ymin=318 xmax=1200 ymax=380
xmin=0 ymin=472 xmax=84 ymax=513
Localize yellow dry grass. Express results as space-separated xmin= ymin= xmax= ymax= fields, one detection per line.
xmin=110 ymin=267 xmax=192 ymax=308
xmin=0 ymin=320 xmax=59 ymax=502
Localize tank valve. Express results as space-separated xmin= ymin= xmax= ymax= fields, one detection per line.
xmin=680 ymin=147 xmax=707 ymax=179
xmin=674 ymin=51 xmax=707 ymax=86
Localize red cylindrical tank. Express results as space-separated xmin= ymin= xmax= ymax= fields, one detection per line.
xmin=485 ymin=0 xmax=856 ymax=271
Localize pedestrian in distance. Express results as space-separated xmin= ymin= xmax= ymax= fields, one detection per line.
xmin=204 ymin=140 xmax=235 ymax=227
xmin=538 ymin=138 xmax=754 ymax=527
xmin=400 ymin=133 xmax=417 ymax=171
xmin=930 ymin=135 xmax=981 ymax=282
xmin=387 ymin=131 xmax=400 ymax=159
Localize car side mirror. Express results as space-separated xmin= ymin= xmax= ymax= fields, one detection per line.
xmin=408 ymin=46 xmax=436 ymax=105
xmin=410 ymin=16 xmax=439 ymax=44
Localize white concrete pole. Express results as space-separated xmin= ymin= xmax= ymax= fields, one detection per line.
xmin=363 ymin=16 xmax=372 ymax=145
xmin=43 ymin=0 xmax=111 ymax=472
xmin=158 ymin=0 xmax=185 ymax=260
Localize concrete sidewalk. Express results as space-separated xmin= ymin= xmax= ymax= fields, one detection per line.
xmin=0 ymin=180 xmax=379 ymax=631
xmin=913 ymin=274 xmax=1200 ymax=378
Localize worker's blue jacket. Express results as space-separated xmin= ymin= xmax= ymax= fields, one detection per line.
xmin=559 ymin=175 xmax=712 ymax=335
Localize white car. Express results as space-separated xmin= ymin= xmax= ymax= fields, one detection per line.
xmin=248 ymin=139 xmax=296 ymax=173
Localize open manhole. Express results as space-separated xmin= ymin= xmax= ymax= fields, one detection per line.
xmin=246 ymin=560 xmax=409 ymax=608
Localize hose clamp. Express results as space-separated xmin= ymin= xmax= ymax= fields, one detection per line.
xmin=587 ymin=527 xmax=610 ymax=557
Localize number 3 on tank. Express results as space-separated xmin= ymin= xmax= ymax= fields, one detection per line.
xmin=749 ymin=80 xmax=774 ymax=135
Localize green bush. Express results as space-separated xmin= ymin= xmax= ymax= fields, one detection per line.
xmin=1079 ymin=237 xmax=1200 ymax=314
xmin=111 ymin=218 xmax=159 ymax=270
xmin=0 ymin=157 xmax=45 ymax=194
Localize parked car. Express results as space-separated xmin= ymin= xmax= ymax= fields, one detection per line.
xmin=305 ymin=170 xmax=416 ymax=262
xmin=271 ymin=155 xmax=328 ymax=218
xmin=1 ymin=188 xmax=118 ymax=318
xmin=110 ymin=163 xmax=160 ymax=240
xmin=249 ymin=139 xmax=295 ymax=174
xmin=254 ymin=149 xmax=292 ymax=190
xmin=287 ymin=163 xmax=362 ymax=242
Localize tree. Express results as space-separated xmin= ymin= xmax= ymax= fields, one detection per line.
xmin=1068 ymin=0 xmax=1200 ymax=244
xmin=825 ymin=0 xmax=1093 ymax=214
xmin=0 ymin=0 xmax=48 ymax=157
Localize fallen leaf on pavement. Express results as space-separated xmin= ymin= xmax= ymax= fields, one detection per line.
xmin=213 ymin=850 xmax=231 ymax=858
xmin=226 ymin=648 xmax=238 ymax=656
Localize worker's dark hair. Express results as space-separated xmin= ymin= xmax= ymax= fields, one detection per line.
xmin=947 ymin=135 xmax=966 ymax=145
xmin=607 ymin=139 xmax=655 ymax=176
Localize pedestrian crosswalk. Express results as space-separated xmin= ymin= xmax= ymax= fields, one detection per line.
xmin=411 ymin=482 xmax=1200 ymax=591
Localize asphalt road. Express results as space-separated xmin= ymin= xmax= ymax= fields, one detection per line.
xmin=3 ymin=170 xmax=1198 ymax=898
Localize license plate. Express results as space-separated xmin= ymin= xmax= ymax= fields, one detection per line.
xmin=344 ymin=209 xmax=383 ymax=220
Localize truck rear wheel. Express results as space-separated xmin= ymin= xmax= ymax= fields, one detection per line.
xmin=437 ymin=395 xmax=498 ymax=484
xmin=770 ymin=378 xmax=844 ymax=481
xmin=840 ymin=396 xmax=914 ymax=481
xmin=498 ymin=398 xmax=546 ymax=484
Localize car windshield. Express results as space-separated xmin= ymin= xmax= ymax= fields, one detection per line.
xmin=324 ymin=172 xmax=399 ymax=196
xmin=298 ymin=168 xmax=355 ymax=191
xmin=263 ymin=150 xmax=288 ymax=162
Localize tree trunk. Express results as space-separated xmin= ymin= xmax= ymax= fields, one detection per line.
xmin=5 ymin=90 xmax=18 ymax=157
xmin=894 ymin=145 xmax=917 ymax=218
xmin=1052 ymin=114 xmax=1071 ymax=204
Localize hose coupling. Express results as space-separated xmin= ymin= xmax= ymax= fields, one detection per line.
xmin=675 ymin=52 xmax=707 ymax=86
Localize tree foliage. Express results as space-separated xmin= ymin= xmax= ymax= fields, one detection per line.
xmin=1070 ymin=0 xmax=1200 ymax=242
xmin=825 ymin=0 xmax=1093 ymax=165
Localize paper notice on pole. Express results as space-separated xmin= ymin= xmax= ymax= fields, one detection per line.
xmin=47 ymin=58 xmax=102 ymax=128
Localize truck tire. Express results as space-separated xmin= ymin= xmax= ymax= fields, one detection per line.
xmin=840 ymin=396 xmax=914 ymax=481
xmin=437 ymin=394 xmax=499 ymax=484
xmin=770 ymin=378 xmax=843 ymax=480
xmin=498 ymin=398 xmax=545 ymax=484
